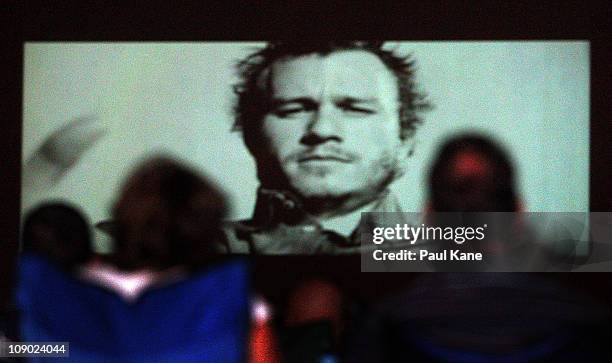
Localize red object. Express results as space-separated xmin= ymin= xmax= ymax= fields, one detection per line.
xmin=250 ymin=298 xmax=282 ymax=363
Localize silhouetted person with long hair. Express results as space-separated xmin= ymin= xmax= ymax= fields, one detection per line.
xmin=109 ymin=156 xmax=227 ymax=272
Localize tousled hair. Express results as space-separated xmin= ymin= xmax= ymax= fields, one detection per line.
xmin=233 ymin=41 xmax=431 ymax=141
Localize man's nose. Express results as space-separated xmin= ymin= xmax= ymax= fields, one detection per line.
xmin=301 ymin=105 xmax=342 ymax=145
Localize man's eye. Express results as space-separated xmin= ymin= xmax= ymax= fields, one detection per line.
xmin=341 ymin=105 xmax=376 ymax=115
xmin=273 ymin=107 xmax=307 ymax=118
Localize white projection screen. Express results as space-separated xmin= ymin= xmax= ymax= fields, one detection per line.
xmin=22 ymin=42 xmax=589 ymax=251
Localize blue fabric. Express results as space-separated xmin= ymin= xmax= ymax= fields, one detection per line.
xmin=16 ymin=254 xmax=250 ymax=362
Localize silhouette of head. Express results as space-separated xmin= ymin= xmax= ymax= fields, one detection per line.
xmin=22 ymin=202 xmax=93 ymax=270
xmin=112 ymin=156 xmax=228 ymax=271
xmin=429 ymin=134 xmax=518 ymax=212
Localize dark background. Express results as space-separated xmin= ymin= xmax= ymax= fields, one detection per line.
xmin=2 ymin=1 xmax=611 ymax=311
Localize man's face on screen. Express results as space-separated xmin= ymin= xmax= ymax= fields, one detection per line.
xmin=255 ymin=50 xmax=409 ymax=205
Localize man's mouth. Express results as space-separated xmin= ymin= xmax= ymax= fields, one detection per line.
xmin=298 ymin=154 xmax=352 ymax=163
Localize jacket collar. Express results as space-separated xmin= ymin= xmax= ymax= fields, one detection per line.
xmin=246 ymin=187 xmax=403 ymax=241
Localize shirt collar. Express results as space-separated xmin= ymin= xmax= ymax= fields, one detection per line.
xmin=249 ymin=187 xmax=402 ymax=240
